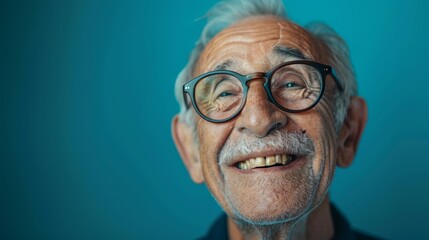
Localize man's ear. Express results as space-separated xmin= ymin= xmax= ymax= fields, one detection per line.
xmin=337 ymin=97 xmax=368 ymax=168
xmin=172 ymin=115 xmax=204 ymax=184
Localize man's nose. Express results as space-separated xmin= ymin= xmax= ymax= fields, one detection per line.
xmin=235 ymin=80 xmax=287 ymax=137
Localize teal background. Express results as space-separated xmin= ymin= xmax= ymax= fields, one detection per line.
xmin=1 ymin=0 xmax=428 ymax=239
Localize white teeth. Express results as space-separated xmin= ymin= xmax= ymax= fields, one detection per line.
xmin=275 ymin=155 xmax=282 ymax=164
xmin=266 ymin=156 xmax=276 ymax=166
xmin=237 ymin=154 xmax=295 ymax=170
xmin=255 ymin=157 xmax=265 ymax=167
xmin=250 ymin=158 xmax=255 ymax=167
xmin=281 ymin=155 xmax=287 ymax=165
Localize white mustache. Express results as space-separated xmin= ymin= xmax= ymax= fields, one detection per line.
xmin=219 ymin=130 xmax=315 ymax=165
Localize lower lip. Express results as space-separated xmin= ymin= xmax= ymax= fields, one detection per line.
xmin=230 ymin=156 xmax=307 ymax=174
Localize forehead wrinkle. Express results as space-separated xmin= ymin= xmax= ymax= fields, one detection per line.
xmin=237 ymin=45 xmax=273 ymax=74
xmin=203 ymin=41 xmax=277 ymax=74
xmin=197 ymin=16 xmax=323 ymax=76
xmin=258 ymin=42 xmax=273 ymax=68
xmin=210 ymin=23 xmax=282 ymax=46
xmin=275 ymin=21 xmax=284 ymax=47
xmin=240 ymin=51 xmax=248 ymax=72
xmin=274 ymin=19 xmax=319 ymax=60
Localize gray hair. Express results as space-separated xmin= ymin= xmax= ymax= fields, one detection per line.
xmin=174 ymin=0 xmax=357 ymax=132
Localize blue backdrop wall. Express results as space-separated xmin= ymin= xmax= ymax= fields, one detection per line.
xmin=1 ymin=0 xmax=428 ymax=239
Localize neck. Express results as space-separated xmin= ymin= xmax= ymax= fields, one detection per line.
xmin=227 ymin=196 xmax=333 ymax=240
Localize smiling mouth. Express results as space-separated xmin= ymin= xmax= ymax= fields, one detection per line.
xmin=235 ymin=154 xmax=297 ymax=170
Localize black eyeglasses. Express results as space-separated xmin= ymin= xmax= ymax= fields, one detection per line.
xmin=183 ymin=60 xmax=343 ymax=123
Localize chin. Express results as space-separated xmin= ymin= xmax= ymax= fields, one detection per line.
xmin=233 ymin=203 xmax=313 ymax=225
xmin=223 ymin=172 xmax=318 ymax=225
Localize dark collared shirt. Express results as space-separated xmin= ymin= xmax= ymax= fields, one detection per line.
xmin=198 ymin=204 xmax=382 ymax=240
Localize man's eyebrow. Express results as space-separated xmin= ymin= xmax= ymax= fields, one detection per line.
xmin=273 ymin=46 xmax=309 ymax=60
xmin=213 ymin=60 xmax=233 ymax=71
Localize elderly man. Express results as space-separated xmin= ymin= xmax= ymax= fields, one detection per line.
xmin=172 ymin=0 xmax=377 ymax=239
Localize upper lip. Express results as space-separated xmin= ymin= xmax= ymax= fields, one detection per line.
xmin=224 ymin=149 xmax=298 ymax=167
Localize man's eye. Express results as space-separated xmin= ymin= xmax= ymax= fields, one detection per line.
xmin=217 ymin=91 xmax=233 ymax=98
xmin=284 ymin=82 xmax=297 ymax=88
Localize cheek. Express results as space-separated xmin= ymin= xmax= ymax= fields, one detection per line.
xmin=197 ymin=121 xmax=220 ymax=173
xmin=197 ymin=121 xmax=234 ymax=158
xmin=287 ymin=108 xmax=336 ymax=180
xmin=311 ymin=99 xmax=338 ymax=197
xmin=196 ymin=120 xmax=235 ymax=198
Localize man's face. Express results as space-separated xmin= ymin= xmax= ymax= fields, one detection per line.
xmin=191 ymin=16 xmax=340 ymax=224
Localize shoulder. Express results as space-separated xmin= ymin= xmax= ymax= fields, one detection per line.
xmin=197 ymin=214 xmax=228 ymax=240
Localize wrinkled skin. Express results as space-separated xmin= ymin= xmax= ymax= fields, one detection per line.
xmin=173 ymin=15 xmax=367 ymax=240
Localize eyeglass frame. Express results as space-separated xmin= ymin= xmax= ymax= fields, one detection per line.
xmin=183 ymin=60 xmax=344 ymax=123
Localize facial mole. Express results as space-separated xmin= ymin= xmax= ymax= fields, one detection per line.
xmin=300 ymin=128 xmax=307 ymax=134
